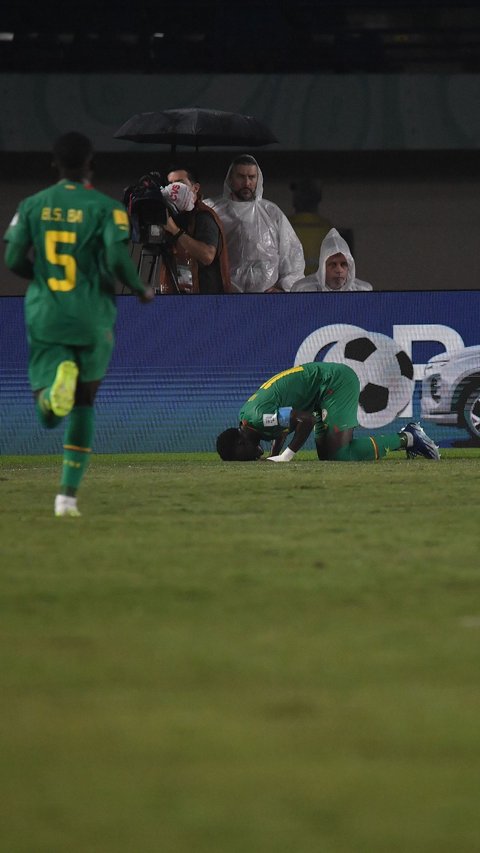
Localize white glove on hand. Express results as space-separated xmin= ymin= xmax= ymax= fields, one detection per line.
xmin=161 ymin=182 xmax=195 ymax=212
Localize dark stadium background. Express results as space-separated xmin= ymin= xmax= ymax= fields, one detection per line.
xmin=2 ymin=0 xmax=480 ymax=295
xmin=2 ymin=1 xmax=479 ymax=75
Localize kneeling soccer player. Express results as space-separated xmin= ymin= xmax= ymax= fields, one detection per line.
xmin=4 ymin=131 xmax=154 ymax=516
xmin=216 ymin=362 xmax=440 ymax=463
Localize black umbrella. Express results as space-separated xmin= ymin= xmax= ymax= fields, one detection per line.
xmin=114 ymin=107 xmax=278 ymax=152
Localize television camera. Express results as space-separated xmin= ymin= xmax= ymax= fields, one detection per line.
xmin=123 ymin=172 xmax=192 ymax=294
xmin=123 ymin=172 xmax=179 ymax=246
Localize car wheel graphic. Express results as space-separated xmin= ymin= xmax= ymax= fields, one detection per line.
xmin=462 ymin=386 xmax=480 ymax=441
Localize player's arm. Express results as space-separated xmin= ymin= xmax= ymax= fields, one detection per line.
xmin=270 ymin=434 xmax=286 ymax=456
xmin=267 ymin=410 xmax=315 ymax=462
xmin=4 ymin=202 xmax=34 ymax=280
xmin=105 ymin=242 xmax=154 ymax=302
xmin=4 ymin=239 xmax=34 ymax=280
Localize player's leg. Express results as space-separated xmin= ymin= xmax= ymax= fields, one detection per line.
xmin=45 ymin=360 xmax=79 ymax=417
xmin=326 ymin=427 xmax=439 ymax=461
xmin=329 ymin=431 xmax=403 ymax=460
xmin=55 ymin=331 xmax=114 ymax=517
xmin=55 ymin=379 xmax=100 ymax=516
xmin=316 ymin=423 xmax=398 ymax=460
xmin=398 ymin=422 xmax=441 ymax=459
xmin=29 ymin=338 xmax=77 ymax=427
xmin=315 ymin=364 xmax=439 ymax=461
xmin=317 ymin=422 xmax=439 ymax=461
xmin=315 ymin=364 xmax=361 ymax=458
xmin=34 ymin=388 xmax=63 ymax=429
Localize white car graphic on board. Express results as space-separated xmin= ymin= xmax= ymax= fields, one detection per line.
xmin=421 ymin=345 xmax=480 ymax=441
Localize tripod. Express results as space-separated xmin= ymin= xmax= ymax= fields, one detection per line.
xmin=137 ymin=242 xmax=183 ymax=295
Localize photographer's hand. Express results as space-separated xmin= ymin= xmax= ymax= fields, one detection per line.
xmin=164 ymin=215 xmax=184 ymax=239
xmin=164 ymin=215 xmax=216 ymax=267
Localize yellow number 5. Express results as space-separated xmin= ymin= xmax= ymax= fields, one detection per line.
xmin=45 ymin=230 xmax=77 ymax=291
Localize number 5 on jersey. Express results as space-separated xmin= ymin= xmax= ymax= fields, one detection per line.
xmin=46 ymin=230 xmax=77 ymax=291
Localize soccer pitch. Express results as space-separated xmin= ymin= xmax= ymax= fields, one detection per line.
xmin=1 ymin=451 xmax=479 ymax=853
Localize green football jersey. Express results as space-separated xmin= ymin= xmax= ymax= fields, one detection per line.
xmin=4 ymin=179 xmax=131 ymax=344
xmin=239 ymin=362 xmax=358 ymax=440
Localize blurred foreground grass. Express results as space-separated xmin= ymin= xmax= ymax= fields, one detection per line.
xmin=0 ymin=451 xmax=479 ymax=853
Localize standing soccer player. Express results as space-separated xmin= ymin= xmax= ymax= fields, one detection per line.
xmin=4 ymin=131 xmax=155 ymax=517
xmin=216 ymin=362 xmax=441 ymax=462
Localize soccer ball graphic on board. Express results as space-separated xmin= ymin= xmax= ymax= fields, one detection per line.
xmin=323 ymin=332 xmax=415 ymax=428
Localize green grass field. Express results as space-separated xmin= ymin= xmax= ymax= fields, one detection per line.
xmin=1 ymin=450 xmax=479 ymax=853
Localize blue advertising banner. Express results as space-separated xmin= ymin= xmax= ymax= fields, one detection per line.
xmin=1 ymin=292 xmax=479 ymax=454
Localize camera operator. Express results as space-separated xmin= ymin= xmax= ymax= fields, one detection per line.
xmin=164 ymin=167 xmax=232 ymax=294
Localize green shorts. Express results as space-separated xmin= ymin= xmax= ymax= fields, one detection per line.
xmin=27 ymin=328 xmax=115 ymax=391
xmin=314 ymin=363 xmax=360 ymax=436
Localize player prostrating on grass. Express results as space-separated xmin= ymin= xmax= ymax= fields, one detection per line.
xmin=216 ymin=362 xmax=440 ymax=462
xmin=4 ymin=131 xmax=154 ymax=516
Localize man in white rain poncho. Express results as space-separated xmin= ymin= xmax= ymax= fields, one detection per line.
xmin=204 ymin=154 xmax=305 ymax=293
xmin=291 ymin=228 xmax=373 ymax=292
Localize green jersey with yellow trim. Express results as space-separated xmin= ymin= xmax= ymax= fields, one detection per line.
xmin=4 ymin=179 xmax=131 ymax=344
xmin=239 ymin=362 xmax=358 ymax=440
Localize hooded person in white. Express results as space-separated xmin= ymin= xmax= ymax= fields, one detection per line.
xmin=291 ymin=228 xmax=373 ymax=292
xmin=204 ymin=154 xmax=305 ymax=293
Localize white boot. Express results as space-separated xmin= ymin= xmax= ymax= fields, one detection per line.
xmin=54 ymin=494 xmax=81 ymax=517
